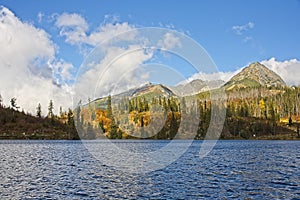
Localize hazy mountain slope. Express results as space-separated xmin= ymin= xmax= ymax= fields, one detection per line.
xmin=171 ymin=79 xmax=225 ymax=96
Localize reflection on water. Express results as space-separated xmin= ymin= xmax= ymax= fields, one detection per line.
xmin=0 ymin=140 xmax=299 ymax=199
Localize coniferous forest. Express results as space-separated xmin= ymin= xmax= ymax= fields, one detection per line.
xmin=1 ymin=62 xmax=300 ymax=140
xmin=0 ymin=95 xmax=79 ymax=139
xmin=1 ymin=86 xmax=300 ymax=140
xmin=75 ymin=85 xmax=300 ymax=140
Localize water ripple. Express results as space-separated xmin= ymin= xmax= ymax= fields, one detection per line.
xmin=0 ymin=140 xmax=299 ymax=199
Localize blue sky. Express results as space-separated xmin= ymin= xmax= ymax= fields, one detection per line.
xmin=1 ymin=0 xmax=300 ymax=112
xmin=3 ymin=0 xmax=300 ymax=70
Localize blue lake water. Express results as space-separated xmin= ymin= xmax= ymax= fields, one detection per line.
xmin=0 ymin=140 xmax=299 ymax=199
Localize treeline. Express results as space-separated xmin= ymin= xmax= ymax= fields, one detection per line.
xmin=223 ymin=86 xmax=300 ymax=139
xmin=0 ymin=95 xmax=79 ymax=139
xmin=76 ymin=95 xmax=183 ymax=139
xmin=1 ymin=86 xmax=300 ymax=140
xmin=77 ymin=86 xmax=300 ymax=140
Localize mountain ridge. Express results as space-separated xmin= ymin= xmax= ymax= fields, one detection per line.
xmin=92 ymin=61 xmax=287 ymax=103
xmin=171 ymin=79 xmax=225 ymax=96
xmin=224 ymin=62 xmax=286 ymax=90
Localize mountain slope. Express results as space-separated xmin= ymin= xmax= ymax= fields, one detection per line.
xmin=171 ymin=79 xmax=225 ymax=96
xmin=0 ymin=106 xmax=78 ymax=139
xmin=111 ymin=82 xmax=176 ymax=99
xmin=224 ymin=62 xmax=286 ymax=90
xmin=91 ymin=83 xmax=177 ymax=109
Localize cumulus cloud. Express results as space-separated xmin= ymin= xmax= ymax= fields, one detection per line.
xmin=232 ymin=22 xmax=255 ymax=35
xmin=55 ymin=13 xmax=88 ymax=45
xmin=86 ymin=22 xmax=136 ymax=46
xmin=158 ymin=32 xmax=182 ymax=50
xmin=261 ymin=57 xmax=300 ymax=86
xmin=1 ymin=8 xmax=184 ymax=115
xmin=187 ymin=70 xmax=240 ymax=83
xmin=50 ymin=60 xmax=75 ymax=84
xmin=0 ymin=6 xmax=72 ymax=114
xmin=55 ymin=13 xmax=187 ymax=103
xmin=54 ymin=12 xmax=150 ymax=103
xmin=55 ymin=13 xmax=135 ymax=46
xmin=176 ymin=69 xmax=241 ymax=86
xmin=74 ymin=45 xmax=153 ymax=103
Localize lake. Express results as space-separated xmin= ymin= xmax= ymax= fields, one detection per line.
xmin=0 ymin=140 xmax=299 ymax=199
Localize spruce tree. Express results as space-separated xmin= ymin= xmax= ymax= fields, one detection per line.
xmin=36 ymin=103 xmax=42 ymax=118
xmin=48 ymin=100 xmax=54 ymax=122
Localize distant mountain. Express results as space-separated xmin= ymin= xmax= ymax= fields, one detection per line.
xmin=92 ymin=62 xmax=286 ymax=104
xmin=224 ymin=62 xmax=286 ymax=90
xmin=114 ymin=82 xmax=175 ymax=98
xmin=92 ymin=82 xmax=177 ymax=108
xmin=171 ymin=79 xmax=225 ymax=96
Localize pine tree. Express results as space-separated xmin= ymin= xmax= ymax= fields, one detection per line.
xmin=169 ymin=111 xmax=179 ymax=139
xmin=107 ymin=95 xmax=112 ymax=119
xmin=106 ymin=95 xmax=118 ymax=138
xmin=0 ymin=94 xmax=3 ymax=108
xmin=59 ymin=106 xmax=63 ymax=118
xmin=10 ymin=98 xmax=19 ymax=111
xmin=48 ymin=100 xmax=54 ymax=121
xmin=10 ymin=97 xmax=19 ymax=122
xmin=36 ymin=103 xmax=42 ymax=118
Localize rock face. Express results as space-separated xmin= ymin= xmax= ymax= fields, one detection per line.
xmin=171 ymin=79 xmax=225 ymax=96
xmin=224 ymin=62 xmax=286 ymax=90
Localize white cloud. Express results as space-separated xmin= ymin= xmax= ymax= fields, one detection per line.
xmin=50 ymin=60 xmax=75 ymax=84
xmin=55 ymin=13 xmax=88 ymax=29
xmin=37 ymin=12 xmax=44 ymax=23
xmin=0 ymin=6 xmax=72 ymax=114
xmin=261 ymin=57 xmax=300 ymax=86
xmin=74 ymin=45 xmax=153 ymax=103
xmin=243 ymin=36 xmax=253 ymax=43
xmin=177 ymin=69 xmax=241 ymax=86
xmin=86 ymin=22 xmax=136 ymax=46
xmin=188 ymin=70 xmax=240 ymax=82
xmin=103 ymin=14 xmax=120 ymax=24
xmin=55 ymin=13 xmax=136 ymax=46
xmin=69 ymin=25 xmax=188 ymax=103
xmin=55 ymin=13 xmax=88 ymax=45
xmin=158 ymin=32 xmax=182 ymax=50
xmin=54 ymin=13 xmax=158 ymax=103
xmin=232 ymin=22 xmax=255 ymax=35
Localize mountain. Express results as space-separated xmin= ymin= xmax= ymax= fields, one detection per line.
xmin=91 ymin=83 xmax=177 ymax=108
xmin=171 ymin=79 xmax=225 ymax=96
xmin=105 ymin=82 xmax=176 ymax=100
xmin=92 ymin=62 xmax=286 ymax=106
xmin=124 ymin=82 xmax=175 ymax=98
xmin=224 ymin=62 xmax=286 ymax=90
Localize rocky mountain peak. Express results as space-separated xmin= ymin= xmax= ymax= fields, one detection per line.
xmin=225 ymin=62 xmax=286 ymax=90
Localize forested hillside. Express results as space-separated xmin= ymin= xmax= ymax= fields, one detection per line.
xmin=0 ymin=96 xmax=79 ymax=139
xmin=75 ymin=86 xmax=300 ymax=140
xmin=75 ymin=62 xmax=300 ymax=140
